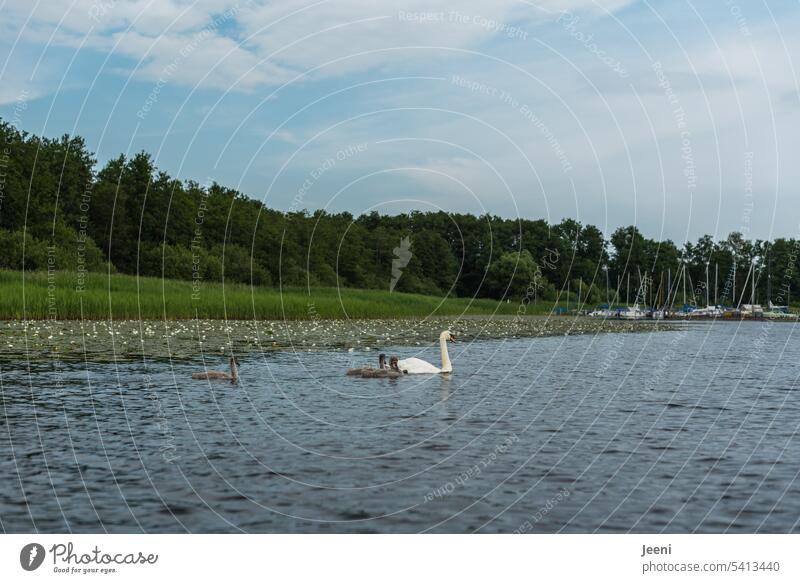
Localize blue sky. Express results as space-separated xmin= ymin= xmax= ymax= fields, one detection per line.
xmin=2 ymin=0 xmax=799 ymax=242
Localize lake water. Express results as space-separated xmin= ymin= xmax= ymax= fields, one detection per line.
xmin=2 ymin=320 xmax=799 ymax=533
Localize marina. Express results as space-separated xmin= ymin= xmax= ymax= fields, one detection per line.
xmin=586 ymin=260 xmax=796 ymax=321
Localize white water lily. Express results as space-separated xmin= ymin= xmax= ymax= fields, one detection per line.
xmin=0 ymin=318 xmax=673 ymax=360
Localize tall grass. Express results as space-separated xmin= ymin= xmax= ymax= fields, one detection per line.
xmin=0 ymin=270 xmax=536 ymax=320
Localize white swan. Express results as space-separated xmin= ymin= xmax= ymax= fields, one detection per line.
xmin=398 ymin=331 xmax=456 ymax=374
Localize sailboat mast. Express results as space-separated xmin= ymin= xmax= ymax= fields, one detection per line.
xmin=627 ymin=272 xmax=630 ymax=306
xmin=683 ymin=263 xmax=686 ymax=306
xmin=714 ymin=263 xmax=718 ymax=306
xmin=667 ymin=268 xmax=672 ymax=310
xmin=636 ymin=267 xmax=643 ymax=308
xmin=767 ymin=248 xmax=771 ymax=308
xmin=737 ymin=258 xmax=753 ymax=309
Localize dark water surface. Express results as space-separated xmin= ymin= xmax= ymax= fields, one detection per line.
xmin=2 ymin=321 xmax=799 ymax=532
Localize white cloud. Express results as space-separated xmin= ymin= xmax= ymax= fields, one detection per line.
xmin=0 ymin=0 xmax=636 ymax=93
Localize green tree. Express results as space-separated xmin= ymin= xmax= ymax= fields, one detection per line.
xmin=485 ymin=250 xmax=538 ymax=299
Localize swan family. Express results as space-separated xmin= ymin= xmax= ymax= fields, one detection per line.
xmin=346 ymin=330 xmax=456 ymax=377
xmin=190 ymin=330 xmax=455 ymax=382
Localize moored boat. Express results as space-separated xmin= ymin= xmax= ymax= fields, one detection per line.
xmin=619 ymin=305 xmax=647 ymax=320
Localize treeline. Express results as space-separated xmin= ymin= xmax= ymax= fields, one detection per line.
xmin=1 ymin=118 xmax=798 ymax=305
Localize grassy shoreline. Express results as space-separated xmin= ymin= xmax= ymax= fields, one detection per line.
xmin=1 ymin=271 xmax=680 ymax=361
xmin=0 ymin=270 xmax=546 ymax=320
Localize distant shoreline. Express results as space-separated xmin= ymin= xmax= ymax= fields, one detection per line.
xmin=3 ymin=270 xmax=796 ymax=323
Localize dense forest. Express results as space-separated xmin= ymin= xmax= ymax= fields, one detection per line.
xmin=1 ymin=118 xmax=798 ymax=307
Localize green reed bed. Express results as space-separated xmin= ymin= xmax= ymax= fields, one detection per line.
xmin=0 ymin=270 xmax=530 ymax=320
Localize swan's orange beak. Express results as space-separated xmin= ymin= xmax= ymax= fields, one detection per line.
xmin=450 ymin=335 xmax=456 ymax=342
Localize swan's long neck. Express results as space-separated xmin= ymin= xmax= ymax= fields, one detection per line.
xmin=440 ymin=337 xmax=452 ymax=372
xmin=230 ymin=359 xmax=238 ymax=380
